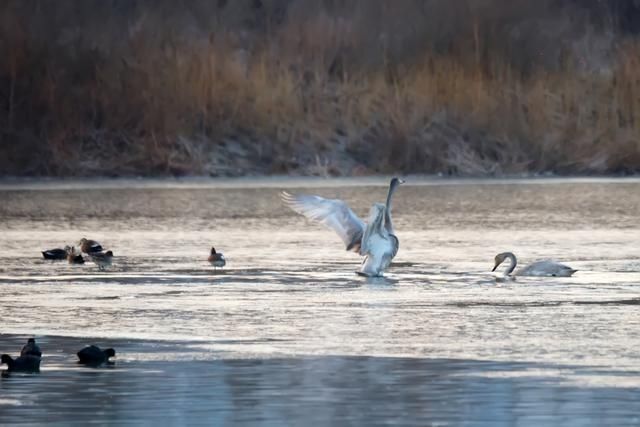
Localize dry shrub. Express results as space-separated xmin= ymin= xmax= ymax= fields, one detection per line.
xmin=0 ymin=0 xmax=639 ymax=176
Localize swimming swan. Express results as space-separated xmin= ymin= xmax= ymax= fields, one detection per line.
xmin=281 ymin=177 xmax=404 ymax=277
xmin=492 ymin=252 xmax=577 ymax=277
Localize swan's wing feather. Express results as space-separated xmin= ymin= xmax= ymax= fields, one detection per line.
xmin=389 ymin=234 xmax=399 ymax=259
xmin=281 ymin=192 xmax=365 ymax=251
xmin=360 ymin=204 xmax=385 ymax=255
xmin=518 ymin=260 xmax=576 ymax=277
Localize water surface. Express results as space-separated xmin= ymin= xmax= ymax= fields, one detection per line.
xmin=1 ymin=177 xmax=639 ymax=425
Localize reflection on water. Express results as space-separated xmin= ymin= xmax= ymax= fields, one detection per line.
xmin=0 ymin=177 xmax=639 ymax=424
xmin=1 ymin=336 xmax=638 ymax=426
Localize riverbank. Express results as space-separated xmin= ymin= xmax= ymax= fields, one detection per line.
xmin=2 ymin=1 xmax=640 ymax=177
xmin=1 ymin=174 xmax=640 ymax=191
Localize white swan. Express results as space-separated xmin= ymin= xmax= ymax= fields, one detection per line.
xmin=281 ymin=177 xmax=404 ymax=277
xmin=492 ymin=252 xmax=577 ymax=277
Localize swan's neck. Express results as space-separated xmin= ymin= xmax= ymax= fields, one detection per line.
xmin=503 ymin=253 xmax=517 ymax=276
xmin=384 ymin=181 xmax=398 ymax=232
xmin=370 ymin=206 xmax=385 ymax=232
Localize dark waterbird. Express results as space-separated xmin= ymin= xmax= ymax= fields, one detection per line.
xmin=77 ymin=345 xmax=116 ymax=365
xmin=66 ymin=246 xmax=85 ymax=264
xmin=42 ymin=246 xmax=71 ymax=260
xmin=21 ymin=338 xmax=42 ymax=357
xmin=208 ymin=247 xmax=226 ymax=269
xmin=78 ymin=238 xmax=103 ymax=254
xmin=89 ymin=250 xmax=113 ymax=270
xmin=1 ymin=354 xmax=41 ymax=373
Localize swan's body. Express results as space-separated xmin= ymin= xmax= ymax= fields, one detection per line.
xmin=357 ymin=203 xmax=399 ymax=277
xmin=492 ymin=252 xmax=576 ymax=277
xmin=282 ymin=177 xmax=404 ymax=277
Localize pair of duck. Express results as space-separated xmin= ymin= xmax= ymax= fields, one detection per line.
xmin=42 ymin=238 xmax=113 ymax=270
xmin=1 ymin=338 xmax=116 ymax=374
xmin=283 ymin=177 xmax=577 ymax=278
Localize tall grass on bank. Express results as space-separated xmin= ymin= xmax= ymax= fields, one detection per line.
xmin=0 ymin=0 xmax=639 ymax=176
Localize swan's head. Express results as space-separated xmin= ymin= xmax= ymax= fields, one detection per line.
xmin=492 ymin=252 xmax=508 ymax=271
xmin=390 ymin=177 xmax=406 ymax=189
xmin=492 ymin=252 xmax=515 ymax=272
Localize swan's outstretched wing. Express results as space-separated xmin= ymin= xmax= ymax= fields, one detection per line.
xmin=281 ymin=191 xmax=365 ymax=252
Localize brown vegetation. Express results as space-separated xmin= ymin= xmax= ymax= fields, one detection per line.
xmin=1 ymin=0 xmax=640 ymax=176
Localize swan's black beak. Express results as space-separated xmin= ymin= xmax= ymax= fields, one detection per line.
xmin=491 ymin=264 xmax=498 ymax=272
xmin=399 ymin=178 xmax=406 ymax=184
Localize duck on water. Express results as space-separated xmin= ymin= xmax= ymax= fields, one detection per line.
xmin=66 ymin=246 xmax=85 ymax=264
xmin=21 ymin=338 xmax=42 ymax=357
xmin=208 ymin=247 xmax=226 ymax=269
xmin=77 ymin=345 xmax=115 ymax=365
xmin=78 ymin=238 xmax=103 ymax=254
xmin=282 ymin=177 xmax=405 ymax=277
xmin=42 ymin=246 xmax=71 ymax=260
xmin=89 ymin=250 xmax=113 ymax=271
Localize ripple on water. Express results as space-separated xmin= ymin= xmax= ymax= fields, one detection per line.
xmin=0 ymin=178 xmax=639 ymax=424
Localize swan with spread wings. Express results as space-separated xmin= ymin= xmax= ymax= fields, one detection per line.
xmin=281 ymin=177 xmax=404 ymax=277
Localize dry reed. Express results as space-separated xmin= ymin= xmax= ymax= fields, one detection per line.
xmin=0 ymin=0 xmax=639 ymax=176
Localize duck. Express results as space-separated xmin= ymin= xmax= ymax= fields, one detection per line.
xmin=20 ymin=338 xmax=42 ymax=357
xmin=208 ymin=247 xmax=226 ymax=269
xmin=89 ymin=251 xmax=113 ymax=271
xmin=282 ymin=177 xmax=404 ymax=277
xmin=77 ymin=345 xmax=116 ymax=365
xmin=78 ymin=238 xmax=103 ymax=254
xmin=492 ymin=252 xmax=577 ymax=277
xmin=1 ymin=354 xmax=41 ymax=373
xmin=42 ymin=246 xmax=71 ymax=260
xmin=66 ymin=246 xmax=85 ymax=264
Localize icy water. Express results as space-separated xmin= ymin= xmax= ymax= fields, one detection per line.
xmin=0 ymin=177 xmax=639 ymax=425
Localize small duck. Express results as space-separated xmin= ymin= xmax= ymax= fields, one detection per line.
xmin=1 ymin=354 xmax=41 ymax=373
xmin=78 ymin=238 xmax=103 ymax=254
xmin=42 ymin=246 xmax=71 ymax=260
xmin=208 ymin=247 xmax=226 ymax=269
xmin=20 ymin=338 xmax=42 ymax=358
xmin=77 ymin=345 xmax=116 ymax=365
xmin=89 ymin=250 xmax=113 ymax=270
xmin=66 ymin=246 xmax=85 ymax=264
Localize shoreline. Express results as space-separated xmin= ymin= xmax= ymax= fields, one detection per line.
xmin=1 ymin=174 xmax=640 ymax=191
